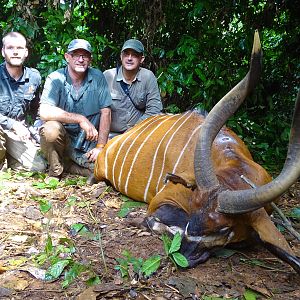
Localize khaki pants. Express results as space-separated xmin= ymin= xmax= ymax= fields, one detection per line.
xmin=40 ymin=121 xmax=93 ymax=177
xmin=0 ymin=126 xmax=47 ymax=172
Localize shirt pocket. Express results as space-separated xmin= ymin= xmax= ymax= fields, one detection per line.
xmin=135 ymin=92 xmax=147 ymax=109
xmin=111 ymin=93 xmax=123 ymax=111
xmin=0 ymin=96 xmax=11 ymax=115
xmin=24 ymin=82 xmax=38 ymax=102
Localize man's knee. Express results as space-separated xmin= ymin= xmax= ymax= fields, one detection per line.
xmin=41 ymin=121 xmax=65 ymax=142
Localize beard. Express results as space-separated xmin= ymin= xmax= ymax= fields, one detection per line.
xmin=6 ymin=57 xmax=26 ymax=67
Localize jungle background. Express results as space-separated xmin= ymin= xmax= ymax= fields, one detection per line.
xmin=1 ymin=0 xmax=300 ymax=171
xmin=0 ymin=1 xmax=300 ymax=299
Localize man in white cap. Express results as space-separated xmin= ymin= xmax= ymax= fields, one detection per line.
xmin=39 ymin=39 xmax=112 ymax=180
xmin=104 ymin=39 xmax=162 ymax=137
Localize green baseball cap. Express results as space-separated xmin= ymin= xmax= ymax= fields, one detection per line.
xmin=121 ymin=39 xmax=144 ymax=54
xmin=67 ymin=39 xmax=92 ymax=53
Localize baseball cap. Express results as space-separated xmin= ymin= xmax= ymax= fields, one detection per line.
xmin=121 ymin=39 xmax=144 ymax=54
xmin=67 ymin=39 xmax=92 ymax=53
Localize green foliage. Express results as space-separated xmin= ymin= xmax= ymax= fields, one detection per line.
xmin=164 ymin=104 xmax=181 ymax=114
xmin=64 ymin=177 xmax=86 ymax=186
xmin=141 ymin=255 xmax=161 ymax=277
xmin=161 ymin=232 xmax=189 ymax=268
xmin=32 ymin=196 xmax=52 ymax=214
xmin=66 ymin=195 xmax=78 ymax=207
xmin=31 ymin=175 xmax=86 ymax=191
xmin=0 ymin=0 xmax=299 ymax=171
xmin=34 ymin=235 xmax=99 ymax=288
xmin=115 ymin=234 xmax=187 ymax=275
xmin=115 ymin=250 xmax=161 ymax=279
xmin=118 ymin=195 xmax=147 ymax=218
xmin=243 ymin=289 xmax=259 ymax=300
xmin=32 ymin=177 xmax=60 ymax=190
xmin=70 ymin=223 xmax=100 ymax=241
xmin=287 ymin=207 xmax=300 ymax=220
xmin=0 ymin=170 xmax=12 ymax=180
xmin=227 ymin=108 xmax=291 ymax=171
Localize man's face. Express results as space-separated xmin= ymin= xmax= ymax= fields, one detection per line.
xmin=121 ymin=49 xmax=144 ymax=72
xmin=1 ymin=36 xmax=28 ymax=67
xmin=65 ymin=49 xmax=91 ymax=73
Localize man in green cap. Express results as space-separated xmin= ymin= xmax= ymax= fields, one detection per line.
xmin=104 ymin=39 xmax=162 ymax=137
xmin=39 ymin=39 xmax=112 ymax=181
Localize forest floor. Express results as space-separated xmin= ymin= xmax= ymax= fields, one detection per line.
xmin=0 ymin=170 xmax=299 ymax=300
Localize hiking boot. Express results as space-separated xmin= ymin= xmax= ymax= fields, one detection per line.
xmin=66 ymin=161 xmax=91 ymax=177
xmin=86 ymin=174 xmax=98 ymax=185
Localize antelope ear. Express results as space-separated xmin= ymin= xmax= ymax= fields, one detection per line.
xmin=164 ymin=173 xmax=196 ymax=190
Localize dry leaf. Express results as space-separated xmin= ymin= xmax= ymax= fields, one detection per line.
xmin=76 ymin=286 xmax=97 ymax=300
xmin=0 ymin=272 xmax=30 ymax=291
xmin=19 ymin=266 xmax=46 ymax=280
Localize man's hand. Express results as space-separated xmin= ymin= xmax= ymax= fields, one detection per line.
xmin=79 ymin=119 xmax=98 ymax=141
xmin=85 ymin=147 xmax=103 ymax=162
xmin=12 ymin=121 xmax=31 ymax=141
xmin=40 ymin=103 xmax=98 ymax=141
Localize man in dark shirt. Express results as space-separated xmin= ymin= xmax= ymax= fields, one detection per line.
xmin=0 ymin=32 xmax=46 ymax=172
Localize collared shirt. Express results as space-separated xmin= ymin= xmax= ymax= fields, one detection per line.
xmin=104 ymin=66 xmax=162 ymax=133
xmin=0 ymin=63 xmax=41 ymax=130
xmin=40 ymin=67 xmax=112 ymax=140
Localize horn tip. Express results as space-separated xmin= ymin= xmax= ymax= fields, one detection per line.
xmin=252 ymin=30 xmax=261 ymax=54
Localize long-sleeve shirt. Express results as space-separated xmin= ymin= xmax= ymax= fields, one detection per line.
xmin=0 ymin=63 xmax=41 ymax=129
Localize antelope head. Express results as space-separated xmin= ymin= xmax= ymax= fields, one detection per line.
xmin=179 ymin=31 xmax=300 ymax=272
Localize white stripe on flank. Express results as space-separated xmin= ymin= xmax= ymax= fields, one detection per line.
xmin=143 ymin=112 xmax=190 ymax=202
xmin=110 ymin=116 xmax=161 ymax=187
xmin=172 ymin=124 xmax=202 ymax=172
xmin=156 ymin=123 xmax=202 ymax=198
xmin=124 ymin=115 xmax=172 ymax=195
xmin=104 ymin=134 xmax=124 ymax=178
xmin=155 ymin=112 xmax=194 ymax=193
xmin=117 ymin=115 xmax=168 ymax=190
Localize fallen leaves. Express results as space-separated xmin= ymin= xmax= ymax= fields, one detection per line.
xmin=0 ymin=170 xmax=299 ymax=299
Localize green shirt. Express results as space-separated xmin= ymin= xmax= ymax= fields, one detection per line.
xmin=104 ymin=66 xmax=162 ymax=133
xmin=41 ymin=67 xmax=112 ymax=139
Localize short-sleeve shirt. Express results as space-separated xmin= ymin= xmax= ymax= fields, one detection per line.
xmin=0 ymin=63 xmax=41 ymax=130
xmin=104 ymin=66 xmax=162 ymax=133
xmin=41 ymin=67 xmax=112 ymax=139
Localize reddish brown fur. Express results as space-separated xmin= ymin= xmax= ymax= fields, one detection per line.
xmin=95 ymin=112 xmax=295 ymax=257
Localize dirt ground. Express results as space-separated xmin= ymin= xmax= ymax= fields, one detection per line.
xmin=0 ymin=170 xmax=299 ymax=300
